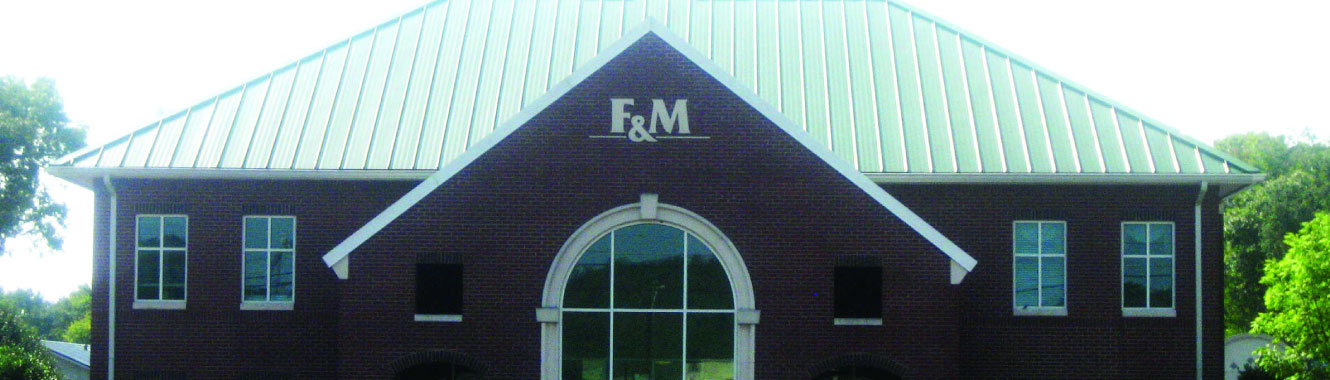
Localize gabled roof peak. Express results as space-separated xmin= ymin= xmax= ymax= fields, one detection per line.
xmin=319 ymin=22 xmax=977 ymax=280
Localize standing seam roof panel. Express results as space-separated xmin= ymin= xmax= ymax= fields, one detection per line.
xmin=54 ymin=0 xmax=1259 ymax=178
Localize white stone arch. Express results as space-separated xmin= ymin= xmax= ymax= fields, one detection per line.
xmin=537 ymin=194 xmax=758 ymax=380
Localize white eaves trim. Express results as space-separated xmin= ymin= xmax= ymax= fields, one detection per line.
xmin=320 ymin=20 xmax=976 ymax=278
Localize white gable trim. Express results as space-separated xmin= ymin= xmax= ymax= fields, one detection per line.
xmin=322 ymin=20 xmax=978 ymax=279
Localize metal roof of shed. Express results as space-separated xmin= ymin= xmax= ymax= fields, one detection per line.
xmin=50 ymin=0 xmax=1258 ymax=182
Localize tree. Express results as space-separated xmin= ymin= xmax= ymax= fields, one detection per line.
xmin=0 ymin=304 xmax=56 ymax=380
xmin=0 ymin=285 xmax=90 ymax=342
xmin=1251 ymin=212 xmax=1330 ymax=379
xmin=1219 ymin=133 xmax=1330 ymax=334
xmin=0 ymin=76 xmax=85 ymax=255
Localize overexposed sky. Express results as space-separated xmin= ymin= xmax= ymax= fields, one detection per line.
xmin=1 ymin=0 xmax=1326 ymax=301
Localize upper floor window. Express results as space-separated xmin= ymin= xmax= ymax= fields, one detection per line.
xmin=135 ymin=215 xmax=187 ymax=307
xmin=834 ymin=259 xmax=883 ymax=325
xmin=1122 ymin=222 xmax=1174 ymax=317
xmin=416 ymin=252 xmax=463 ymax=321
xmin=1013 ymin=221 xmax=1066 ymax=316
xmin=243 ymin=216 xmax=295 ymax=308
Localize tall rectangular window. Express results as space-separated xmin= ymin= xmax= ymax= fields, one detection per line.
xmin=833 ymin=262 xmax=882 ymax=325
xmin=136 ymin=215 xmax=187 ymax=306
xmin=1122 ymin=222 xmax=1175 ymax=316
xmin=416 ymin=252 xmax=462 ymax=321
xmin=243 ymin=216 xmax=295 ymax=306
xmin=1013 ymin=221 xmax=1066 ymax=316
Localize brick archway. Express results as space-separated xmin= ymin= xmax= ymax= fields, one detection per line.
xmin=385 ymin=350 xmax=487 ymax=380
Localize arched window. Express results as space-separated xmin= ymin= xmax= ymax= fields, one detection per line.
xmin=540 ymin=196 xmax=756 ymax=380
xmin=562 ymin=223 xmax=734 ymax=380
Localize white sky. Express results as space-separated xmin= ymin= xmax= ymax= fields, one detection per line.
xmin=1 ymin=0 xmax=1326 ymax=301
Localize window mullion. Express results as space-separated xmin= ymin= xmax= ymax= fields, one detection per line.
xmin=266 ymin=219 xmax=273 ymax=301
xmin=1144 ymin=224 xmax=1152 ymax=308
xmin=1036 ymin=223 xmax=1044 ymax=307
xmin=158 ymin=219 xmax=166 ymax=300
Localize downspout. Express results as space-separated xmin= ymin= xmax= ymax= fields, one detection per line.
xmin=102 ymin=175 xmax=116 ymax=380
xmin=1195 ymin=181 xmax=1208 ymax=380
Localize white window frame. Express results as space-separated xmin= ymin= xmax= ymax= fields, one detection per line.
xmin=240 ymin=215 xmax=296 ymax=311
xmin=538 ymin=194 xmax=758 ymax=380
xmin=1012 ymin=220 xmax=1068 ymax=316
xmin=133 ymin=214 xmax=188 ymax=310
xmin=1121 ymin=221 xmax=1177 ymax=317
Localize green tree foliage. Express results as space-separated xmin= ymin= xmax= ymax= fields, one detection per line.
xmin=1251 ymin=212 xmax=1330 ymax=379
xmin=0 ymin=76 xmax=85 ymax=255
xmin=60 ymin=314 xmax=89 ymax=344
xmin=1220 ymin=133 xmax=1330 ymax=334
xmin=0 ymin=285 xmax=91 ymax=342
xmin=0 ymin=304 xmax=56 ymax=380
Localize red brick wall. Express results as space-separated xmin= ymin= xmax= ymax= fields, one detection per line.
xmin=886 ymin=184 xmax=1222 ymax=379
xmin=89 ymin=179 xmax=414 ymax=379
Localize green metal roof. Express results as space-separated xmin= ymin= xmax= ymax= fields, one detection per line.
xmin=50 ymin=0 xmax=1258 ymax=180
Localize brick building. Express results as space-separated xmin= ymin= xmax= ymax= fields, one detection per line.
xmin=47 ymin=1 xmax=1262 ymax=379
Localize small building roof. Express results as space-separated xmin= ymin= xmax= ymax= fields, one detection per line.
xmin=41 ymin=340 xmax=91 ymax=368
xmin=47 ymin=0 xmax=1260 ymax=186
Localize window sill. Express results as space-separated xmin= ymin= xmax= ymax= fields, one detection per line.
xmin=415 ymin=314 xmax=463 ymax=322
xmin=1123 ymin=308 xmax=1176 ymax=317
xmin=240 ymin=301 xmax=294 ymax=311
xmin=1013 ymin=307 xmax=1067 ymax=316
xmin=133 ymin=300 xmax=186 ymax=310
xmin=833 ymin=318 xmax=883 ymax=326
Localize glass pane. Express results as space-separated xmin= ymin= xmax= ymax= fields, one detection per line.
xmin=1013 ymin=257 xmax=1038 ymax=308
xmin=1149 ymin=224 xmax=1173 ymax=256
xmin=416 ymin=264 xmax=463 ymax=315
xmin=565 ymin=236 xmax=611 ymax=308
xmin=686 ymin=313 xmax=734 ymax=380
xmin=162 ymin=250 xmax=186 ymax=300
xmin=244 ymin=251 xmax=268 ymax=301
xmin=245 ymin=218 xmax=269 ymax=249
xmin=271 ymin=218 xmax=295 ymax=249
xmin=162 ymin=216 xmax=187 ymax=248
xmin=270 ymin=252 xmax=294 ymax=301
xmin=1041 ymin=223 xmax=1065 ymax=254
xmin=563 ymin=312 xmax=609 ymax=380
xmin=614 ymin=224 xmax=684 ymax=309
xmin=1123 ymin=223 xmax=1147 ymax=256
xmin=1150 ymin=258 xmax=1173 ymax=308
xmin=1013 ymin=222 xmax=1039 ymax=254
xmin=614 ymin=312 xmax=682 ymax=380
xmin=834 ymin=266 xmax=882 ymax=318
xmin=1123 ymin=258 xmax=1147 ymax=308
xmin=1041 ymin=257 xmax=1065 ymax=307
xmin=137 ymin=217 xmax=160 ymax=247
xmin=136 ymin=250 xmax=160 ymax=300
xmin=687 ymin=235 xmax=733 ymax=310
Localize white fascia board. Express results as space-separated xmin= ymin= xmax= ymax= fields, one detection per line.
xmin=866 ymin=173 xmax=1266 ymax=185
xmin=319 ymin=22 xmax=661 ymax=276
xmin=44 ymin=166 xmax=434 ymax=189
xmin=643 ymin=21 xmax=979 ymax=272
xmin=320 ymin=20 xmax=981 ymax=277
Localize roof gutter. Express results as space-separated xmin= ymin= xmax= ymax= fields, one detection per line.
xmin=1195 ymin=181 xmax=1208 ymax=380
xmin=101 ymin=175 xmax=117 ymax=380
